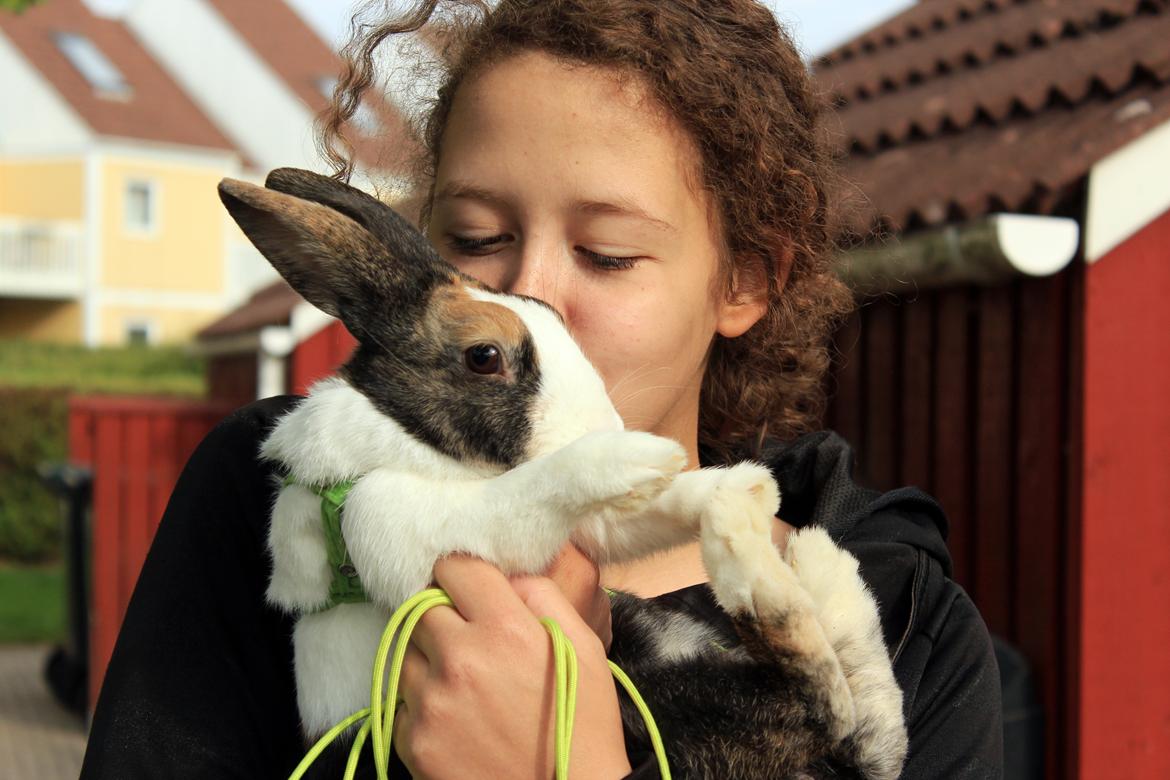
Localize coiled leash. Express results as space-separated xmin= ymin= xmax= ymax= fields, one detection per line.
xmin=286 ymin=587 xmax=671 ymax=780
xmin=283 ymin=477 xmax=670 ymax=779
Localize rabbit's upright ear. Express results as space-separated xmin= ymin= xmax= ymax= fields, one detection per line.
xmin=264 ymin=168 xmax=444 ymax=276
xmin=218 ymin=177 xmax=448 ymax=337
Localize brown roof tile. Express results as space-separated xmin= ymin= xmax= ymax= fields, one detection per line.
xmin=206 ymin=0 xmax=421 ymax=175
xmin=839 ymin=81 xmax=1170 ymax=233
xmin=197 ymin=279 xmax=303 ymax=339
xmin=0 ymin=0 xmax=236 ymax=151
xmin=833 ymin=10 xmax=1170 ymax=151
xmin=814 ymin=0 xmax=1170 ymax=236
xmin=819 ymin=0 xmax=1150 ymax=102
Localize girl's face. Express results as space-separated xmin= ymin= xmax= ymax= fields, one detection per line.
xmin=427 ymin=51 xmax=764 ymax=458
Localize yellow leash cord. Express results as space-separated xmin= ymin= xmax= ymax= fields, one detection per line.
xmin=608 ymin=661 xmax=671 ymax=780
xmin=288 ymin=588 xmax=671 ymax=780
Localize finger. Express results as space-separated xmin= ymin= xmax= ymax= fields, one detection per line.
xmin=541 ymin=543 xmax=601 ymax=594
xmin=512 ymin=575 xmax=608 ymax=659
xmin=393 ymin=704 xmax=416 ymax=773
xmin=433 ymin=554 xmax=529 ymax=623
xmin=397 ymin=644 xmax=429 ymax=710
xmin=536 ymin=543 xmax=603 ymax=622
xmin=409 ymin=601 xmax=465 ymax=660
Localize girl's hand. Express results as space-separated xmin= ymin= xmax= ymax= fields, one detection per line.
xmin=539 ymin=542 xmax=614 ymax=651
xmin=395 ymin=554 xmax=632 ymax=780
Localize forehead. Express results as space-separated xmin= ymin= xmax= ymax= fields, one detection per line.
xmin=435 ymin=50 xmax=709 ymax=226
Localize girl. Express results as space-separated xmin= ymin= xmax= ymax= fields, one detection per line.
xmin=80 ymin=1 xmax=1003 ymax=777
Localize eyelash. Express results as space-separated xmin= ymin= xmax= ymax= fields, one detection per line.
xmin=447 ymin=234 xmax=641 ymax=270
xmin=448 ymin=235 xmax=506 ymax=255
xmin=576 ymin=247 xmax=639 ymax=270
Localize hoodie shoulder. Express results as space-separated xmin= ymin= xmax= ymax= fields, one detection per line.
xmin=764 ymin=430 xmax=951 ymax=568
xmin=761 ymin=430 xmax=954 ymax=657
xmin=764 ymin=431 xmax=1002 ymax=776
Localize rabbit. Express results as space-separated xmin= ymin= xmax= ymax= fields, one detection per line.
xmin=217 ymin=167 xmax=907 ymax=780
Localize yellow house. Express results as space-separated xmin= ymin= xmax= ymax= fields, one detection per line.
xmin=0 ymin=0 xmax=253 ymax=346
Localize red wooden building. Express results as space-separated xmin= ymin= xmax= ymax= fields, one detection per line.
xmin=813 ymin=2 xmax=1170 ymax=778
xmin=195 ymin=278 xmax=357 ymax=405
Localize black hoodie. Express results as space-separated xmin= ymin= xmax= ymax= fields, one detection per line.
xmin=80 ymin=398 xmax=1003 ymax=779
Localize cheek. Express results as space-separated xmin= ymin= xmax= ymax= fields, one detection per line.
xmin=563 ymin=283 xmax=718 ymax=410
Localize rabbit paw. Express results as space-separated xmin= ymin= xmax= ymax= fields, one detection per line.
xmin=555 ymin=430 xmax=686 ymax=512
xmin=699 ymin=463 xmax=784 ymax=608
xmin=712 ymin=463 xmax=781 ymax=539
xmin=784 ymin=527 xmax=868 ymax=624
xmin=699 ymin=463 xmax=782 ymax=551
xmin=786 ymin=527 xmax=908 ymax=779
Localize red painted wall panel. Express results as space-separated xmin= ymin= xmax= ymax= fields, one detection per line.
xmin=207 ymin=353 xmax=258 ymax=406
xmin=1079 ymin=207 xmax=1170 ymax=779
xmin=290 ymin=320 xmax=357 ymax=396
xmin=70 ymin=396 xmax=233 ymax=709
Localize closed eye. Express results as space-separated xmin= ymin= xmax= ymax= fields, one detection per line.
xmin=576 ymin=246 xmax=641 ymax=270
xmin=448 ymin=234 xmax=641 ymax=270
xmin=448 ymin=234 xmax=510 ymax=255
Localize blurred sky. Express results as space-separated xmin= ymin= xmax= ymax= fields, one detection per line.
xmin=284 ymin=0 xmax=918 ymax=59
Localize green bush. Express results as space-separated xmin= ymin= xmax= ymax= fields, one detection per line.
xmin=0 ymin=340 xmax=205 ymax=396
xmin=0 ymin=340 xmax=205 ymax=561
xmin=0 ymin=563 xmax=64 ymax=643
xmin=0 ymin=388 xmax=69 ymax=562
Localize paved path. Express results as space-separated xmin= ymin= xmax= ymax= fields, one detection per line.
xmin=0 ymin=644 xmax=87 ymax=779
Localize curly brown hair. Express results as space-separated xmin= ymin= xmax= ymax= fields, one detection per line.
xmin=318 ymin=0 xmax=854 ymax=460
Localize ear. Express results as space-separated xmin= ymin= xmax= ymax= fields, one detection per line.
xmin=218 ymin=177 xmax=404 ymax=331
xmin=265 ymin=168 xmax=446 ymax=275
xmin=716 ymin=254 xmax=773 ymax=339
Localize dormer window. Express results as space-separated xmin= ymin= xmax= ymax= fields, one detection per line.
xmin=316 ymin=75 xmax=382 ymax=136
xmin=55 ymin=31 xmax=133 ymax=100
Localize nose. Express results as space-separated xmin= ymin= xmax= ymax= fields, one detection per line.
xmin=502 ymin=240 xmax=570 ymax=316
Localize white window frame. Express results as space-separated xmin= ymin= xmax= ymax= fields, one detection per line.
xmin=124 ymin=177 xmax=160 ymax=237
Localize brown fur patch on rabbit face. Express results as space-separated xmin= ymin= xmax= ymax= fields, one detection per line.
xmin=343 ymin=276 xmax=542 ymax=470
xmin=429 ymin=281 xmax=528 ymax=354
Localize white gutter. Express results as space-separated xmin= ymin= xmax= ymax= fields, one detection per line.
xmin=837 ymin=213 xmax=1081 ymax=293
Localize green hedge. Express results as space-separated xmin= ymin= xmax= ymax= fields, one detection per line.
xmin=0 ymin=339 xmax=205 ymax=396
xmin=0 ymin=340 xmax=206 ymax=561
xmin=0 ymin=388 xmax=69 ymax=562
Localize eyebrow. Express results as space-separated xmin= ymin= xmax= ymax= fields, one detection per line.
xmin=434 ymin=180 xmax=677 ymax=234
xmin=575 ymin=199 xmax=677 ymax=234
xmin=434 ymin=181 xmax=510 ymax=209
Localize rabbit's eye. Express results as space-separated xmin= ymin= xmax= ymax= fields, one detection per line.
xmin=465 ymin=343 xmax=502 ymax=375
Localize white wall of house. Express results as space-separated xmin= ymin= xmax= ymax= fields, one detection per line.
xmin=0 ymin=30 xmax=93 ymax=154
xmin=124 ymin=0 xmax=325 ymax=175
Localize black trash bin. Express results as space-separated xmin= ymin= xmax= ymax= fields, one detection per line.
xmin=994 ymin=634 xmax=1045 ymax=780
xmin=38 ymin=462 xmax=92 ymax=717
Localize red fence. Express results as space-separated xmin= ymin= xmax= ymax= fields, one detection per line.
xmin=69 ymin=395 xmax=232 ymax=709
xmin=73 ymin=324 xmax=355 ymax=709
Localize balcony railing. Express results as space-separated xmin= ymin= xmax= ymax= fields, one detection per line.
xmin=0 ymin=217 xmax=85 ymax=299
